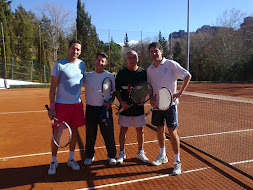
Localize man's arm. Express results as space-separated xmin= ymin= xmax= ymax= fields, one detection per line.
xmin=173 ymin=74 xmax=191 ymax=101
xmin=115 ymin=91 xmax=129 ymax=110
xmin=48 ymin=75 xmax=59 ymax=119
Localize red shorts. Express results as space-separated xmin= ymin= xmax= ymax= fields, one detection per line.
xmin=53 ymin=102 xmax=86 ymax=128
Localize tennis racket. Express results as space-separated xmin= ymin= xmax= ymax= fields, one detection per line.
xmin=102 ymin=77 xmax=114 ymax=119
xmin=45 ymin=104 xmax=72 ymax=148
xmin=145 ymin=87 xmax=173 ymax=116
xmin=116 ymin=81 xmax=153 ymax=115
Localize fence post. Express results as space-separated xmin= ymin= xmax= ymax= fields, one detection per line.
xmin=12 ymin=57 xmax=14 ymax=79
xmin=44 ymin=64 xmax=46 ymax=83
xmin=31 ymin=61 xmax=33 ymax=81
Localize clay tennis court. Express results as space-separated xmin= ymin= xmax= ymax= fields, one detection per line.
xmin=0 ymin=82 xmax=253 ymax=189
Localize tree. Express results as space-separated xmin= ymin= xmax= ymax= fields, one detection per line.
xmin=124 ymin=33 xmax=129 ymax=48
xmin=158 ymin=31 xmax=169 ymax=58
xmin=216 ymin=8 xmax=246 ymax=30
xmin=14 ymin=6 xmax=34 ymax=61
xmin=38 ymin=3 xmax=71 ymax=62
xmin=76 ymin=0 xmax=99 ymax=71
xmin=173 ymin=41 xmax=183 ymax=64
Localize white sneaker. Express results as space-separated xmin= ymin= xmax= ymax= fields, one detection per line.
xmin=117 ymin=151 xmax=126 ymax=164
xmin=84 ymin=157 xmax=94 ymax=165
xmin=173 ymin=161 xmax=182 ymax=175
xmin=48 ymin=161 xmax=58 ymax=175
xmin=151 ymin=155 xmax=168 ymax=166
xmin=108 ymin=158 xmax=117 ymax=165
xmin=67 ymin=159 xmax=80 ymax=170
xmin=137 ymin=150 xmax=149 ymax=163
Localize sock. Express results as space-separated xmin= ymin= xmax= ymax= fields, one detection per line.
xmin=138 ymin=147 xmax=144 ymax=153
xmin=52 ymin=156 xmax=57 ymax=163
xmin=160 ymin=147 xmax=166 ymax=157
xmin=174 ymin=153 xmax=180 ymax=162
xmin=69 ymin=151 xmax=75 ymax=161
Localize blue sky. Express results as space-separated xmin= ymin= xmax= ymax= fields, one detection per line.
xmin=10 ymin=0 xmax=253 ymax=43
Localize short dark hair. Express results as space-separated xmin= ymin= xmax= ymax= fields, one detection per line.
xmin=148 ymin=42 xmax=163 ymax=51
xmin=96 ymin=52 xmax=108 ymax=60
xmin=68 ymin=39 xmax=82 ymax=48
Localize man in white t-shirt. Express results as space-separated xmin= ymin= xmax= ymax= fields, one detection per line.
xmin=83 ymin=52 xmax=117 ymax=166
xmin=147 ymin=42 xmax=191 ymax=175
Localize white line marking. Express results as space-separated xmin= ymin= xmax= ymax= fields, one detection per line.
xmin=183 ymin=91 xmax=253 ymax=104
xmin=75 ymin=167 xmax=211 ymax=190
xmin=0 ymin=140 xmax=160 ymax=160
xmin=0 ymin=110 xmax=47 ymax=114
xmin=230 ymin=159 xmax=253 ymax=165
xmin=180 ymin=129 xmax=253 ymax=139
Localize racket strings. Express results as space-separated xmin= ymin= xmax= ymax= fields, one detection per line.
xmin=53 ymin=121 xmax=71 ymax=147
xmin=156 ymin=88 xmax=172 ymax=110
xmin=102 ymin=79 xmax=112 ymax=102
xmin=130 ymin=83 xmax=152 ymax=103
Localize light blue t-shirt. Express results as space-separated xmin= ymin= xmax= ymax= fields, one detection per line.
xmin=51 ymin=58 xmax=85 ymax=104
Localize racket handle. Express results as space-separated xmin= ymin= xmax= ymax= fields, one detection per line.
xmin=45 ymin=104 xmax=50 ymax=111
xmin=145 ymin=108 xmax=153 ymax=116
xmin=115 ymin=108 xmax=124 ymax=115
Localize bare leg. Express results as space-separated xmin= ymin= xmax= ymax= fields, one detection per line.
xmin=69 ymin=127 xmax=78 ymax=152
xmin=51 ymin=138 xmax=58 ymax=157
xmin=168 ymin=127 xmax=180 ymax=154
xmin=119 ymin=127 xmax=128 ymax=149
xmin=157 ymin=125 xmax=166 ymax=148
xmin=136 ymin=127 xmax=144 ymax=149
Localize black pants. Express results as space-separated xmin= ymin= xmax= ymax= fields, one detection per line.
xmin=85 ymin=105 xmax=116 ymax=159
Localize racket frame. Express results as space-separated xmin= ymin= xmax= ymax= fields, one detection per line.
xmin=145 ymin=87 xmax=173 ymax=116
xmin=45 ymin=104 xmax=72 ymax=148
xmin=116 ymin=81 xmax=153 ymax=115
xmin=102 ymin=77 xmax=113 ymax=103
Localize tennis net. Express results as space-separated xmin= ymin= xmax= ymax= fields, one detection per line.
xmin=177 ymin=92 xmax=253 ymax=178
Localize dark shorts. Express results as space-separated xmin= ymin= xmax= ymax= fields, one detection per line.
xmin=54 ymin=102 xmax=86 ymax=128
xmin=151 ymin=105 xmax=178 ymax=128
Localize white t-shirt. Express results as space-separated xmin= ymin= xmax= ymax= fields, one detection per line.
xmin=147 ymin=58 xmax=191 ymax=105
xmin=83 ymin=71 xmax=115 ymax=106
xmin=51 ymin=58 xmax=85 ymax=104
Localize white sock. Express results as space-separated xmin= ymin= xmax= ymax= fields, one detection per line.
xmin=69 ymin=151 xmax=75 ymax=161
xmin=52 ymin=156 xmax=57 ymax=163
xmin=160 ymin=147 xmax=166 ymax=157
xmin=174 ymin=153 xmax=180 ymax=162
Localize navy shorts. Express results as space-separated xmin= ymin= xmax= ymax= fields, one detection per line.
xmin=151 ymin=105 xmax=178 ymax=128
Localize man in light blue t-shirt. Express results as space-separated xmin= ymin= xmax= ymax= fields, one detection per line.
xmin=47 ymin=39 xmax=86 ymax=175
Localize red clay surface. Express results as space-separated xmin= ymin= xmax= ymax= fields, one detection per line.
xmin=0 ymin=83 xmax=253 ymax=190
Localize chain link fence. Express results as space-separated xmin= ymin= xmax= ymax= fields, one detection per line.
xmin=0 ymin=57 xmax=50 ymax=83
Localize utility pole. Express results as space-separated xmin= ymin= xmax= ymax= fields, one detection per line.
xmin=1 ymin=22 xmax=7 ymax=88
xmin=140 ymin=30 xmax=143 ymax=67
xmin=186 ymin=0 xmax=190 ymax=71
xmin=108 ymin=29 xmax=111 ymax=72
xmin=39 ymin=24 xmax=42 ymax=83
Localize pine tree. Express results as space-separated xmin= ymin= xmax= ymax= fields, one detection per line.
xmin=76 ymin=0 xmax=99 ymax=71
xmin=158 ymin=31 xmax=169 ymax=58
xmin=124 ymin=33 xmax=129 ymax=48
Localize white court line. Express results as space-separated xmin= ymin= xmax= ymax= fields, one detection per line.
xmin=180 ymin=129 xmax=253 ymax=139
xmin=1 ymin=128 xmax=252 ymax=160
xmin=183 ymin=91 xmax=253 ymax=104
xmin=0 ymin=140 xmax=159 ymax=160
xmin=0 ymin=110 xmax=47 ymax=114
xmin=75 ymin=167 xmax=211 ymax=190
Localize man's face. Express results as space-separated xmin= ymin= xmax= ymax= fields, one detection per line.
xmin=68 ymin=43 xmax=82 ymax=60
xmin=95 ymin=55 xmax=107 ymax=72
xmin=149 ymin=47 xmax=163 ymax=62
xmin=126 ymin=51 xmax=138 ymax=69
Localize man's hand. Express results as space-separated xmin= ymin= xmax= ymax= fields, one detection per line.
xmin=48 ymin=109 xmax=56 ymax=120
